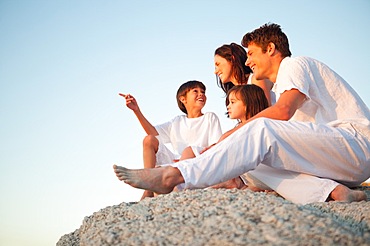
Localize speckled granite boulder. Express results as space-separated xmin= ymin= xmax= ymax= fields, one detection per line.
xmin=57 ymin=188 xmax=370 ymax=245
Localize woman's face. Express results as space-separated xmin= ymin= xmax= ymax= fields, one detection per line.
xmin=214 ymin=54 xmax=234 ymax=84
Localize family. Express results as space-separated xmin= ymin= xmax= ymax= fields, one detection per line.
xmin=114 ymin=23 xmax=370 ymax=205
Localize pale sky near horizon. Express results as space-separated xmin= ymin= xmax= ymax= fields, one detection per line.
xmin=1 ymin=1 xmax=369 ymax=245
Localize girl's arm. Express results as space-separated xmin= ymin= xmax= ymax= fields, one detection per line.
xmin=217 ymin=128 xmax=237 ymax=142
xmin=119 ymin=93 xmax=158 ymax=136
xmin=200 ymin=128 xmax=236 ymax=154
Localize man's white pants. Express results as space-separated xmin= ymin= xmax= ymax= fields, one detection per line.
xmin=173 ymin=118 xmax=370 ymax=203
xmin=242 ymin=165 xmax=339 ymax=204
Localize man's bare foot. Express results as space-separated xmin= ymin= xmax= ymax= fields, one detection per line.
xmin=329 ymin=184 xmax=367 ymax=202
xmin=113 ymin=164 xmax=184 ymax=194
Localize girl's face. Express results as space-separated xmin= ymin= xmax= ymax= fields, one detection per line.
xmin=214 ymin=55 xmax=235 ymax=85
xmin=181 ymin=87 xmax=207 ymax=112
xmin=227 ymin=91 xmax=247 ymax=122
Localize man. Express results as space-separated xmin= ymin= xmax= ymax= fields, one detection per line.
xmin=114 ymin=23 xmax=370 ymax=198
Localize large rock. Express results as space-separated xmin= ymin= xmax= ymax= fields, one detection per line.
xmin=57 ymin=188 xmax=370 ymax=245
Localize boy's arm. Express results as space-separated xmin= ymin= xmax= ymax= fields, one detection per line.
xmin=119 ymin=93 xmax=158 ymax=136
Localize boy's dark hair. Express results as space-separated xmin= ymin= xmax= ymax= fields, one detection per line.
xmin=227 ymin=84 xmax=269 ymax=119
xmin=241 ymin=23 xmax=292 ymax=58
xmin=215 ymin=43 xmax=253 ymax=94
xmin=176 ymin=80 xmax=206 ymax=114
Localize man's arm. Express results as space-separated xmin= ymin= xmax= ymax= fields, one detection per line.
xmin=234 ymin=88 xmax=306 ymax=131
xmin=199 ymin=89 xmax=307 ymax=154
xmin=253 ymin=88 xmax=306 ymax=121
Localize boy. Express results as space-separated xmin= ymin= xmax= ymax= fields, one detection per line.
xmin=119 ymin=80 xmax=222 ymax=199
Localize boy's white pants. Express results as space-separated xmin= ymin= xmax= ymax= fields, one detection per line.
xmin=173 ymin=118 xmax=370 ymax=204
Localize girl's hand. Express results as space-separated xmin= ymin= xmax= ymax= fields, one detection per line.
xmin=200 ymin=143 xmax=216 ymax=154
xmin=119 ymin=93 xmax=139 ymax=112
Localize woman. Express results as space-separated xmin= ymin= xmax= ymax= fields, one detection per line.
xmin=214 ymin=43 xmax=274 ymax=105
xmin=211 ymin=43 xmax=366 ymax=204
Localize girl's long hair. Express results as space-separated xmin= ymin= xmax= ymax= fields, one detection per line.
xmin=227 ymin=85 xmax=269 ymax=120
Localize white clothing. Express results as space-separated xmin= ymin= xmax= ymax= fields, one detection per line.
xmin=244 ymin=72 xmax=340 ymax=204
xmin=242 ymin=165 xmax=339 ymax=204
xmin=276 ymin=57 xmax=369 ymax=138
xmin=154 ymin=112 xmax=222 ymax=165
xmin=173 ymin=57 xmax=370 ymax=202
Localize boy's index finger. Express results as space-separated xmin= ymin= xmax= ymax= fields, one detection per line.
xmin=119 ymin=93 xmax=126 ymax=98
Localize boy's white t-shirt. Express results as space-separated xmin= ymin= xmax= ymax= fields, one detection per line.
xmin=155 ymin=112 xmax=222 ymax=163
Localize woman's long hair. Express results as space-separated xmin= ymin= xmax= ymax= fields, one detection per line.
xmin=215 ymin=43 xmax=252 ymax=94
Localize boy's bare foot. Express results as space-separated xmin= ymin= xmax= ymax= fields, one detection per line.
xmin=329 ymin=184 xmax=367 ymax=202
xmin=113 ymin=164 xmax=184 ymax=194
xmin=245 ymin=185 xmax=268 ymax=192
xmin=210 ymin=177 xmax=246 ymax=189
xmin=140 ymin=190 xmax=154 ymax=200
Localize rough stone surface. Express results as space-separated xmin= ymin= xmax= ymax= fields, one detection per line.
xmin=57 ymin=187 xmax=370 ymax=245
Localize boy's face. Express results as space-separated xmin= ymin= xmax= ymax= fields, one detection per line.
xmin=181 ymin=87 xmax=206 ymax=112
xmin=246 ymin=42 xmax=272 ymax=81
xmin=227 ymin=91 xmax=246 ymax=122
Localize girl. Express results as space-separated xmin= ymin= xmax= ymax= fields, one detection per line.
xmin=180 ymin=85 xmax=268 ymax=161
xmin=220 ymin=85 xmax=268 ymax=140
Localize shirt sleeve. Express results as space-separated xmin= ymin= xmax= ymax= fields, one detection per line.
xmin=155 ymin=117 xmax=175 ymax=144
xmin=207 ymin=112 xmax=222 ymax=145
xmin=274 ymin=57 xmax=310 ymax=100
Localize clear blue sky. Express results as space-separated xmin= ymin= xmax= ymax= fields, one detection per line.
xmin=1 ymin=1 xmax=369 ymax=245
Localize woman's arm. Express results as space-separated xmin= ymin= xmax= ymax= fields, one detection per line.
xmin=252 ymin=77 xmax=273 ymax=106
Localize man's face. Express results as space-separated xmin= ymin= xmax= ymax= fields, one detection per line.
xmin=246 ymin=43 xmax=270 ymax=81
